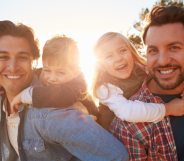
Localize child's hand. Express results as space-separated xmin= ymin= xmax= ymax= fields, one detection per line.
xmin=11 ymin=86 xmax=33 ymax=112
xmin=165 ymin=98 xmax=184 ymax=116
xmin=11 ymin=93 xmax=22 ymax=112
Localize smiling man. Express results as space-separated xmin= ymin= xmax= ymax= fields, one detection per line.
xmin=0 ymin=20 xmax=128 ymax=161
xmin=110 ymin=5 xmax=184 ymax=161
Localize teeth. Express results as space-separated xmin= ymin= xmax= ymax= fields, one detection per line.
xmin=160 ymin=69 xmax=173 ymax=74
xmin=7 ymin=75 xmax=21 ymax=79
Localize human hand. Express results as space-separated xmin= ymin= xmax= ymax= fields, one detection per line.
xmin=11 ymin=93 xmax=22 ymax=112
xmin=165 ymin=98 xmax=184 ymax=116
xmin=11 ymin=86 xmax=33 ymax=112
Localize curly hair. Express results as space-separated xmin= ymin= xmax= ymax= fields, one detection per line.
xmin=0 ymin=20 xmax=40 ymax=60
xmin=143 ymin=5 xmax=184 ymax=43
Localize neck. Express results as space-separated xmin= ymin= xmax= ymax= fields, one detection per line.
xmin=148 ymin=79 xmax=184 ymax=95
xmin=6 ymin=93 xmax=15 ymax=115
xmin=6 ymin=92 xmax=19 ymax=115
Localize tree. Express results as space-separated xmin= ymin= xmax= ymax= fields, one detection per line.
xmin=128 ymin=0 xmax=184 ymax=54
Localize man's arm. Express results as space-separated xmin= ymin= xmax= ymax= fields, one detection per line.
xmin=37 ymin=108 xmax=128 ymax=161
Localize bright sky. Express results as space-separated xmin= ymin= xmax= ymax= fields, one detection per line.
xmin=1 ymin=0 xmax=157 ymax=86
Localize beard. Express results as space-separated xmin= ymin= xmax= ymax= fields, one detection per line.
xmin=153 ymin=73 xmax=184 ymax=90
xmin=149 ymin=64 xmax=184 ymax=90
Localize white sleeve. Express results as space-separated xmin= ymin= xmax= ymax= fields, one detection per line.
xmin=96 ymin=83 xmax=165 ymax=123
xmin=21 ymin=86 xmax=33 ymax=105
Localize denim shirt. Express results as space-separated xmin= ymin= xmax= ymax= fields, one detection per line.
xmin=0 ymin=98 xmax=128 ymax=161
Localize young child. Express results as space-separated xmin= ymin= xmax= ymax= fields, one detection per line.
xmin=11 ymin=35 xmax=98 ymax=118
xmin=92 ymin=32 xmax=184 ymax=129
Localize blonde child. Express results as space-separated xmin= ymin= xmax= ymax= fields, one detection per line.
xmin=92 ymin=32 xmax=184 ymax=129
xmin=11 ymin=35 xmax=98 ymax=118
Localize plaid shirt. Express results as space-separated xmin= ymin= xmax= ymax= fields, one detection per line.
xmin=110 ymin=79 xmax=178 ymax=161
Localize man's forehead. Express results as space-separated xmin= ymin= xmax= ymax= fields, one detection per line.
xmin=145 ymin=23 xmax=184 ymax=46
xmin=0 ymin=35 xmax=32 ymax=55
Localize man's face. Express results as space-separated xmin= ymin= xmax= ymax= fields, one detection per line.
xmin=145 ymin=23 xmax=184 ymax=93
xmin=0 ymin=35 xmax=34 ymax=97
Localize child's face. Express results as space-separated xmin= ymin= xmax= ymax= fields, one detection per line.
xmin=40 ymin=61 xmax=80 ymax=86
xmin=98 ymin=37 xmax=134 ymax=80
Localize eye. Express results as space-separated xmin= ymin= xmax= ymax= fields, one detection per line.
xmin=18 ymin=52 xmax=32 ymax=61
xmin=105 ymin=54 xmax=113 ymax=60
xmin=18 ymin=56 xmax=30 ymax=61
xmin=57 ymin=71 xmax=65 ymax=75
xmin=42 ymin=68 xmax=50 ymax=73
xmin=147 ymin=47 xmax=158 ymax=56
xmin=0 ymin=55 xmax=9 ymax=61
xmin=169 ymin=45 xmax=181 ymax=52
xmin=119 ymin=48 xmax=127 ymax=54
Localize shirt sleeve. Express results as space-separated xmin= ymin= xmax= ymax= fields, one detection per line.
xmin=37 ymin=108 xmax=128 ymax=161
xmin=32 ymin=74 xmax=87 ymax=108
xmin=97 ymin=83 xmax=165 ymax=123
xmin=103 ymin=95 xmax=165 ymax=123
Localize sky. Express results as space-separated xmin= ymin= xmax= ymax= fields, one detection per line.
xmin=1 ymin=0 xmax=157 ymax=84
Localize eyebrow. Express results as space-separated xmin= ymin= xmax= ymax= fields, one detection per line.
xmin=147 ymin=45 xmax=156 ymax=49
xmin=0 ymin=50 xmax=8 ymax=54
xmin=167 ymin=41 xmax=184 ymax=46
xmin=18 ymin=51 xmax=32 ymax=56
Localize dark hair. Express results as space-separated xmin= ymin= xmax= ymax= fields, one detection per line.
xmin=143 ymin=5 xmax=184 ymax=43
xmin=0 ymin=20 xmax=40 ymax=60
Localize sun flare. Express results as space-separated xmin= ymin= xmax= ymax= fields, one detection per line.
xmin=78 ymin=41 xmax=96 ymax=91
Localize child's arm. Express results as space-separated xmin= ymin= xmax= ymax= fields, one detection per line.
xmin=11 ymin=74 xmax=87 ymax=109
xmin=96 ymin=83 xmax=184 ymax=123
xmin=33 ymin=74 xmax=86 ymax=107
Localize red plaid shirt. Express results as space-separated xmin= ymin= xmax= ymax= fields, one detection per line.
xmin=110 ymin=79 xmax=177 ymax=161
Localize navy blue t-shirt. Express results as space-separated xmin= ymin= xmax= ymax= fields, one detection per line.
xmin=155 ymin=94 xmax=184 ymax=161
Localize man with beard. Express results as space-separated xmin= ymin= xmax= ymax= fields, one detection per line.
xmin=110 ymin=5 xmax=184 ymax=161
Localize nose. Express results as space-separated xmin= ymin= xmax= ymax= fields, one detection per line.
xmin=7 ymin=58 xmax=19 ymax=73
xmin=157 ymin=52 xmax=171 ymax=66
